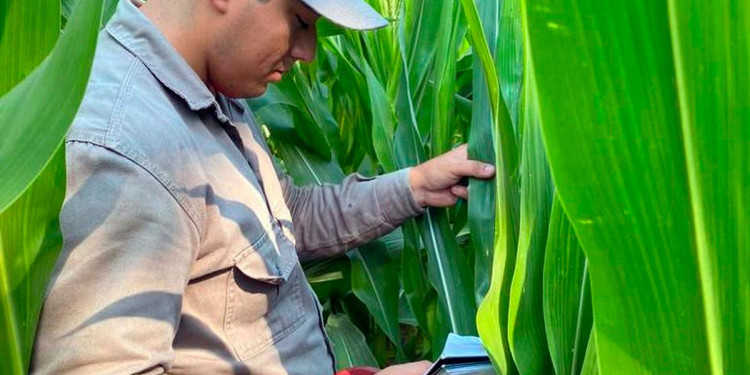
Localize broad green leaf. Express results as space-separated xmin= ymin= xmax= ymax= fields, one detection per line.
xmin=0 ymin=0 xmax=102 ymax=212
xmin=525 ymin=0 xmax=748 ymax=372
xmin=467 ymin=0 xmax=499 ymax=308
xmin=460 ymin=0 xmax=520 ymax=373
xmin=543 ymin=197 xmax=592 ymax=375
xmin=62 ymin=0 xmax=118 ymax=28
xmin=347 ymin=243 xmax=403 ymax=355
xmin=0 ymin=149 xmax=65 ymax=375
xmin=326 ymin=313 xmax=380 ymax=371
xmin=668 ymin=0 xmax=749 ymax=371
xmin=506 ymin=62 xmax=553 ymax=373
xmin=0 ymin=0 xmax=58 ymax=94
xmin=580 ymin=330 xmax=599 ymax=375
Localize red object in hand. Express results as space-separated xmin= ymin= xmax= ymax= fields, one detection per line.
xmin=335 ymin=367 xmax=380 ymax=375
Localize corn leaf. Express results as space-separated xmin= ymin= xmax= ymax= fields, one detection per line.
xmin=580 ymin=331 xmax=599 ymax=375
xmin=326 ymin=313 xmax=380 ymax=371
xmin=543 ymin=197 xmax=592 ymax=375
xmin=0 ymin=0 xmax=58 ymax=95
xmin=400 ymin=220 xmax=431 ymax=336
xmin=347 ymin=243 xmax=403 ymax=355
xmin=275 ymin=68 xmax=333 ymax=161
xmin=459 ymin=0 xmax=520 ymax=373
xmin=305 ymin=255 xmax=351 ymax=303
xmin=429 ymin=0 xmax=464 ymax=157
xmin=668 ymin=0 xmax=749 ymax=371
xmin=467 ymin=0 xmax=499 ymax=308
xmin=402 ymin=0 xmax=443 ymax=98
xmin=525 ymin=0 xmax=748 ymax=372
xmin=506 ymin=61 xmax=554 ymax=373
xmin=0 ymin=0 xmax=102 ymax=211
xmin=496 ymin=0 xmax=523 ymax=129
xmin=0 ymin=149 xmax=65 ymax=375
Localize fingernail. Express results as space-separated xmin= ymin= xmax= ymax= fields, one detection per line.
xmin=484 ymin=165 xmax=495 ymax=174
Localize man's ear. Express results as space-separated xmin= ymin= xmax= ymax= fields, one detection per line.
xmin=207 ymin=0 xmax=232 ymax=14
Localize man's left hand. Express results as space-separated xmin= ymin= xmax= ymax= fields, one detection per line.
xmin=409 ymin=144 xmax=496 ymax=207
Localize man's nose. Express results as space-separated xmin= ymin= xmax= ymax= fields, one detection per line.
xmin=290 ymin=29 xmax=317 ymax=63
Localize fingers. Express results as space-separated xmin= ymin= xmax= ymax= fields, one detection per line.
xmin=452 ymin=143 xmax=469 ymax=158
xmin=454 ymin=159 xmax=495 ymax=179
xmin=423 ymin=186 xmax=470 ymax=207
xmin=420 ymin=190 xmax=458 ymax=207
xmin=450 ymin=185 xmax=468 ymax=199
xmin=376 ymin=361 xmax=433 ymax=375
xmin=447 ymin=145 xmax=495 ymax=179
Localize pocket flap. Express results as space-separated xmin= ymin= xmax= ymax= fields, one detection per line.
xmin=234 ymin=229 xmax=298 ymax=285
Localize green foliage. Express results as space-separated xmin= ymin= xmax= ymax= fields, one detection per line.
xmin=0 ymin=0 xmax=103 ymax=373
xmin=525 ymin=0 xmax=749 ymax=372
xmin=543 ymin=198 xmax=592 ymax=375
xmin=326 ymin=313 xmax=380 ymax=371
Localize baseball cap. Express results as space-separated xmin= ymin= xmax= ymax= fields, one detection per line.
xmin=299 ymin=0 xmax=388 ymax=30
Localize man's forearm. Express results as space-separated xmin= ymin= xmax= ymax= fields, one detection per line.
xmin=282 ymin=169 xmax=423 ymax=260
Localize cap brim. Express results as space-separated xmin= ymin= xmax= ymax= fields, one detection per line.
xmin=300 ymin=0 xmax=388 ymax=31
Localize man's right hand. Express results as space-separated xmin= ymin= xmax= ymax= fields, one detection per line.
xmin=375 ymin=361 xmax=432 ymax=375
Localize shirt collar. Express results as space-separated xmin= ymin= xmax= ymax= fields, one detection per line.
xmin=106 ymin=0 xmax=231 ymax=123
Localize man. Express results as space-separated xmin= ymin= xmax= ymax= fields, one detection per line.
xmin=31 ymin=0 xmax=495 ymax=373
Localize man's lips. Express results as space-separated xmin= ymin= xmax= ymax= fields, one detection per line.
xmin=269 ymin=69 xmax=285 ymax=83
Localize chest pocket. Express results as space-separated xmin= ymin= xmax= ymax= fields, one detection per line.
xmin=224 ymin=224 xmax=305 ymax=361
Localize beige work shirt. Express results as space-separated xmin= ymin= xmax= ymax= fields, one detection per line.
xmin=31 ymin=0 xmax=423 ymax=373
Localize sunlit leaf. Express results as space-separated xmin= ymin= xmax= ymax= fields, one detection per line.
xmin=525 ymin=0 xmax=749 ymax=372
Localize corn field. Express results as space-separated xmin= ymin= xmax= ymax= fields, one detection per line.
xmin=0 ymin=0 xmax=747 ymax=374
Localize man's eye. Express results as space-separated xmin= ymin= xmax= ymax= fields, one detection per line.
xmin=296 ymin=15 xmax=309 ymax=30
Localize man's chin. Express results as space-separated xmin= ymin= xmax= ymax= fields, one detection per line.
xmin=247 ymin=84 xmax=268 ymax=98
xmin=221 ymin=84 xmax=267 ymax=99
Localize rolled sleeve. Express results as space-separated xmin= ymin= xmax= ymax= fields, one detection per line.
xmin=282 ymin=168 xmax=423 ymax=260
xmin=31 ymin=142 xmax=200 ymax=375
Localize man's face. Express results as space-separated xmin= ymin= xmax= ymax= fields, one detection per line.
xmin=207 ymin=0 xmax=320 ymax=98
